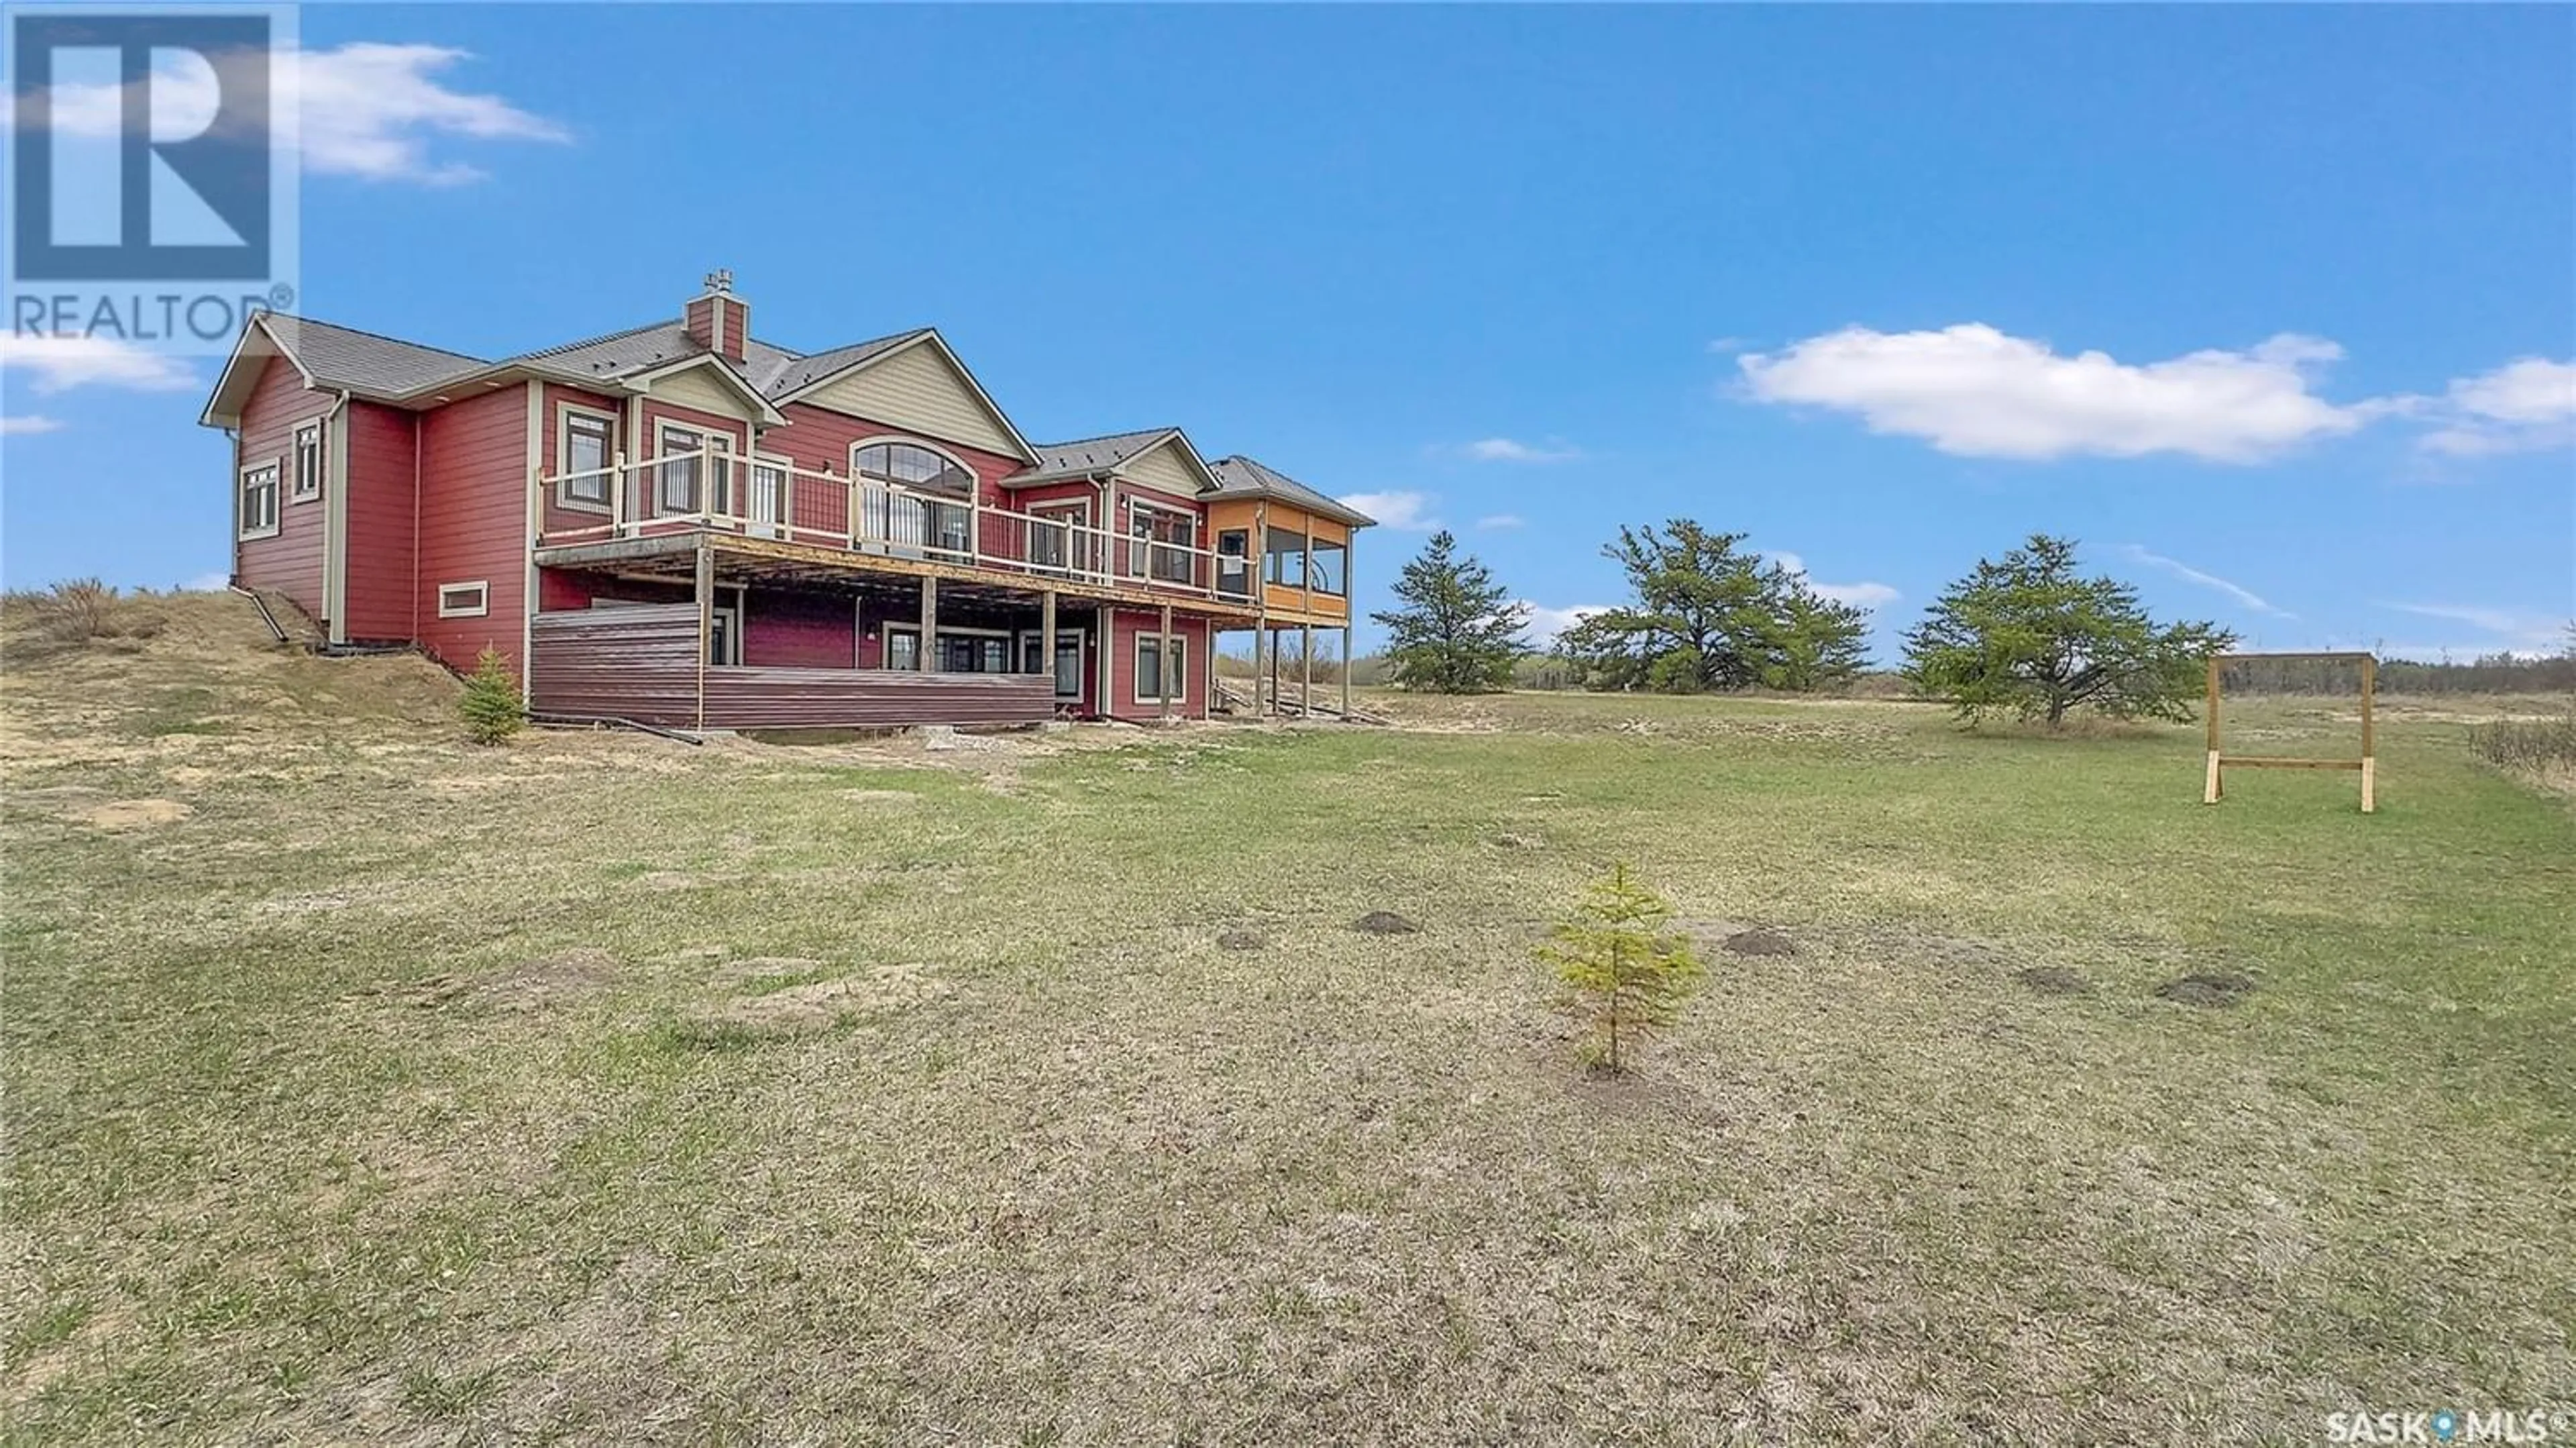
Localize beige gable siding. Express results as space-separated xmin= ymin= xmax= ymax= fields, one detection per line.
xmin=1121 ymin=438 xmax=1204 ymax=499
xmin=644 ymin=363 xmax=758 ymax=421
xmin=802 ymin=344 xmax=1020 ymax=457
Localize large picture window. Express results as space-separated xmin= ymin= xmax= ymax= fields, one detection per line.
xmin=854 ymin=439 xmax=975 ymax=556
xmin=1309 ymin=537 xmax=1348 ymax=597
xmin=1135 ymin=632 xmax=1188 ymax=704
xmin=1265 ymin=526 xmax=1307 ymax=587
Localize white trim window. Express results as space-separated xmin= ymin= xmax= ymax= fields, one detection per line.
xmin=290 ymin=422 xmax=323 ymax=502
xmin=437 ymin=580 xmax=490 ymax=619
xmin=853 ymin=438 xmax=975 ymax=556
xmin=557 ymin=407 xmax=617 ymax=511
xmin=1019 ymin=627 xmax=1085 ymax=701
xmin=747 ymin=454 xmax=791 ymax=537
xmin=1134 ymin=631 xmax=1187 ymax=705
xmin=238 ymin=462 xmax=280 ymax=539
xmin=1026 ymin=499 xmax=1089 ymax=573
xmin=657 ymin=423 xmax=704 ymax=514
xmin=1129 ymin=499 xmax=1196 ymax=583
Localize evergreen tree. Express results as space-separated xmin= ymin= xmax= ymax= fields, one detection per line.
xmin=1554 ymin=521 xmax=1871 ymax=692
xmin=1370 ymin=530 xmax=1530 ymax=692
xmin=1902 ymin=534 xmax=2236 ymax=728
xmin=460 ymin=647 xmax=527 ymax=744
xmin=1536 ymin=862 xmax=1705 ymax=1074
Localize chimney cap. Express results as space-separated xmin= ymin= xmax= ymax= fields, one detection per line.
xmin=703 ymin=268 xmax=735 ymax=295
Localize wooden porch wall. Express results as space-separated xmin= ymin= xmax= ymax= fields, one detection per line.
xmin=529 ymin=603 xmax=1053 ymax=730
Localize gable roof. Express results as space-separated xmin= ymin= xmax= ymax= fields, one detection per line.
xmin=1012 ymin=427 xmax=1199 ymax=483
xmin=1208 ymin=455 xmax=1375 ymax=528
xmin=197 ymin=308 xmax=1052 ymax=472
xmin=767 ymin=329 xmax=1036 ymax=463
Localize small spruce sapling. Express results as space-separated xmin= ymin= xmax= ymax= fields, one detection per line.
xmin=460 ymin=647 xmax=527 ymax=744
xmin=1536 ymin=862 xmax=1704 ymax=1074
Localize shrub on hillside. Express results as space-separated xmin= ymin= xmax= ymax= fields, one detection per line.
xmin=460 ymin=648 xmax=526 ymax=744
xmin=31 ymin=578 xmax=117 ymax=645
xmin=1536 ymin=862 xmax=1705 ymax=1074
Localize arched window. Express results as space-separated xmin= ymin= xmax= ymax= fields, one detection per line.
xmin=852 ymin=438 xmax=976 ymax=556
xmin=852 ymin=439 xmax=975 ymax=495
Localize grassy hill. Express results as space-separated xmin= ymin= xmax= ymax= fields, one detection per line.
xmin=5 ymin=591 xmax=2572 ymax=1443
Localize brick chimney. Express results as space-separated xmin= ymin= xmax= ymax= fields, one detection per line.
xmin=682 ymin=269 xmax=747 ymax=362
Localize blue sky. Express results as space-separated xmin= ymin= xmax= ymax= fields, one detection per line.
xmin=4 ymin=3 xmax=2570 ymax=662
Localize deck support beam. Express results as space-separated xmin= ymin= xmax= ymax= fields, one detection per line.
xmin=1159 ymin=601 xmax=1175 ymax=721
xmin=918 ymin=576 xmax=938 ymax=673
xmin=1301 ymin=623 xmax=1314 ymax=719
xmin=693 ymin=543 xmax=714 ymax=731
xmin=1040 ymin=588 xmax=1058 ymax=707
xmin=1342 ymin=625 xmax=1352 ymax=721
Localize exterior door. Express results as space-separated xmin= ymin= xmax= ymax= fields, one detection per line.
xmin=748 ymin=458 xmax=787 ymax=537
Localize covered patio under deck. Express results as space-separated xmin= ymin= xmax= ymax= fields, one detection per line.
xmin=528 ymin=531 xmax=1256 ymax=731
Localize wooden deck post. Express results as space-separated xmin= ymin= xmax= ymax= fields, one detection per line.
xmin=1342 ymin=624 xmax=1352 ymax=721
xmin=2359 ymin=654 xmax=2377 ymax=813
xmin=918 ymin=576 xmax=938 ymax=672
xmin=1159 ymin=601 xmax=1175 ymax=721
xmin=1301 ymin=622 xmax=1314 ymax=719
xmin=2203 ymin=655 xmax=2222 ymax=803
xmin=1040 ymin=588 xmax=1058 ymax=702
xmin=694 ymin=542 xmax=714 ymax=731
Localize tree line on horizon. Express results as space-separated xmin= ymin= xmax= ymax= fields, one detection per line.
xmin=1368 ymin=524 xmax=2267 ymax=727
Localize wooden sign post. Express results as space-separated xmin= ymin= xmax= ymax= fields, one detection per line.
xmin=2202 ymin=651 xmax=2378 ymax=813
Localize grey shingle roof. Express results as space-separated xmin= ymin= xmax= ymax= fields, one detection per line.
xmin=1018 ymin=427 xmax=1182 ymax=480
xmin=1209 ymin=455 xmax=1375 ymax=527
xmin=761 ymin=330 xmax=926 ymax=397
xmin=259 ymin=315 xmax=487 ymax=395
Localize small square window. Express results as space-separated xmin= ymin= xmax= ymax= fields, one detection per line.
xmin=437 ymin=581 xmax=490 ymax=619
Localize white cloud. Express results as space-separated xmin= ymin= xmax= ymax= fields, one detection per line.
xmin=0 ymin=333 xmax=196 ymax=393
xmin=184 ymin=571 xmax=231 ymax=592
xmin=38 ymin=42 xmax=569 ymax=185
xmin=2383 ymin=602 xmax=2559 ymax=641
xmin=2115 ymin=544 xmax=2294 ymax=618
xmin=1338 ymin=491 xmax=1438 ymax=530
xmin=1737 ymin=323 xmax=2372 ymax=462
xmin=2418 ymin=357 xmax=2576 ymax=457
xmin=1519 ymin=603 xmax=1612 ymax=648
xmin=1770 ymin=550 xmax=1899 ymax=611
xmin=1706 ymin=336 xmax=1752 ymax=354
xmin=1454 ymin=437 xmax=1582 ymax=464
xmin=0 ymin=415 xmax=66 ymax=435
xmin=1474 ymin=513 xmax=1525 ymax=530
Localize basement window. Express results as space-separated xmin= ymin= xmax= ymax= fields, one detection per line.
xmin=437 ymin=580 xmax=490 ymax=619
xmin=1135 ymin=633 xmax=1188 ymax=705
xmin=238 ymin=463 xmax=280 ymax=539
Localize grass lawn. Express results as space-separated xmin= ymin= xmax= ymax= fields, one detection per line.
xmin=5 ymin=595 xmax=2572 ymax=1444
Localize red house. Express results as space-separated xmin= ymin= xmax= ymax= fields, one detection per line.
xmin=197 ymin=274 xmax=1371 ymax=729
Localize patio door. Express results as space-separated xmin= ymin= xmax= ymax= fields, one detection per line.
xmin=747 ymin=456 xmax=788 ymax=537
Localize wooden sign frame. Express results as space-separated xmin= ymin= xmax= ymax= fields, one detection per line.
xmin=2202 ymin=651 xmax=2376 ymax=813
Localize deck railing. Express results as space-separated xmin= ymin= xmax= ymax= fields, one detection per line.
xmin=537 ymin=449 xmax=1245 ymax=602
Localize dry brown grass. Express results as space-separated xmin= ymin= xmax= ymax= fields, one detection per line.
xmin=4 ymin=595 xmax=2573 ymax=1444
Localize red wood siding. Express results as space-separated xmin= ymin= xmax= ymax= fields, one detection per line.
xmin=232 ymin=355 xmax=333 ymax=620
xmin=529 ymin=603 xmax=1051 ymax=729
xmin=341 ymin=401 xmax=418 ymax=641
xmin=745 ymin=589 xmax=856 ymax=668
xmin=1104 ymin=607 xmax=1211 ymax=721
xmin=414 ymin=384 xmax=531 ymax=676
